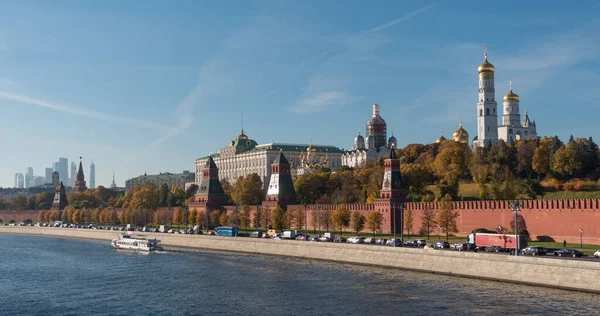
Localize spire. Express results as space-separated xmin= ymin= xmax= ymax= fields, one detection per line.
xmin=60 ymin=181 xmax=65 ymax=188
xmin=484 ymin=44 xmax=488 ymax=58
xmin=77 ymin=157 xmax=84 ymax=181
xmin=372 ymin=104 xmax=380 ymax=116
xmin=273 ymin=149 xmax=290 ymax=165
xmin=509 ymin=79 xmax=513 ymax=91
xmin=388 ymin=144 xmax=398 ymax=159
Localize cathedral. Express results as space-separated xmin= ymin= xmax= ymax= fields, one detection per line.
xmin=436 ymin=48 xmax=538 ymax=147
xmin=342 ymin=104 xmax=396 ymax=168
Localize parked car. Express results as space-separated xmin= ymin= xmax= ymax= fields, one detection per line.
xmin=594 ymin=250 xmax=600 ymax=259
xmin=434 ymin=241 xmax=450 ymax=249
xmin=334 ymin=236 xmax=347 ymax=243
xmin=415 ymin=239 xmax=427 ymax=247
xmin=308 ymin=236 xmax=320 ymax=242
xmin=465 ymin=243 xmax=476 ymax=251
xmin=405 ymin=240 xmax=420 ymax=247
xmin=375 ymin=238 xmax=387 ymax=245
xmin=521 ymin=246 xmax=547 ymax=256
xmin=364 ymin=237 xmax=377 ymax=244
xmin=450 ymin=243 xmax=468 ymax=251
xmin=386 ymin=239 xmax=402 ymax=247
xmin=553 ymin=249 xmax=584 ymax=258
xmin=295 ymin=234 xmax=307 ymax=241
xmin=319 ymin=236 xmax=332 ymax=242
xmin=347 ymin=236 xmax=365 ymax=244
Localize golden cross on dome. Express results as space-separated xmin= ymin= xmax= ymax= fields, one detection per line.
xmin=484 ymin=44 xmax=488 ymax=57
xmin=509 ymin=80 xmax=513 ymax=91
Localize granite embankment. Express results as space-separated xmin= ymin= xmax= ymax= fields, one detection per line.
xmin=2 ymin=226 xmax=598 ymax=293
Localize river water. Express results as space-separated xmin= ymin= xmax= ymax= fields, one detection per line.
xmin=0 ymin=234 xmax=597 ymax=316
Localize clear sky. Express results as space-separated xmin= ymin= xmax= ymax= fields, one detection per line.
xmin=1 ymin=0 xmax=599 ymax=188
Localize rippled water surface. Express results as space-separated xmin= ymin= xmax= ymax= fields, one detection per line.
xmin=0 ymin=234 xmax=598 ymax=316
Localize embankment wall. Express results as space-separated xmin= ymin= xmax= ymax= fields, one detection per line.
xmin=2 ymin=226 xmax=599 ymax=293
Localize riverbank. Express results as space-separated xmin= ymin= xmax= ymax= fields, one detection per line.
xmin=2 ymin=226 xmax=599 ymax=294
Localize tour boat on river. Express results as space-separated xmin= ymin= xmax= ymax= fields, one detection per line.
xmin=111 ymin=233 xmax=162 ymax=252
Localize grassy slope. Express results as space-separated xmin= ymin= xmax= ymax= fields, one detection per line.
xmin=426 ymin=180 xmax=600 ymax=201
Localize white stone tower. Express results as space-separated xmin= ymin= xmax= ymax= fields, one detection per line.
xmin=473 ymin=46 xmax=499 ymax=148
xmin=502 ymin=80 xmax=521 ymax=126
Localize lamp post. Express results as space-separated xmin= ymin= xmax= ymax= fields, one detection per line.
xmin=579 ymin=228 xmax=583 ymax=249
xmin=391 ymin=203 xmax=397 ymax=245
xmin=400 ymin=203 xmax=404 ymax=244
xmin=304 ymin=205 xmax=308 ymax=241
xmin=234 ymin=206 xmax=238 ymax=237
xmin=511 ymin=200 xmax=520 ymax=256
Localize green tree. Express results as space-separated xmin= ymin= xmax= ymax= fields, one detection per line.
xmin=10 ymin=196 xmax=28 ymax=210
xmin=437 ymin=194 xmax=459 ymax=240
xmin=158 ymin=184 xmax=169 ymax=207
xmin=185 ymin=184 xmax=199 ymax=199
xmin=220 ymin=179 xmax=234 ymax=205
xmin=401 ymin=163 xmax=430 ymax=196
xmin=366 ymin=211 xmax=382 ymax=235
xmin=404 ymin=209 xmax=414 ymax=236
xmin=351 ymin=211 xmax=365 ymax=234
xmin=294 ymin=173 xmax=330 ymax=204
xmin=232 ymin=174 xmax=264 ymax=206
xmin=270 ymin=206 xmax=285 ymax=231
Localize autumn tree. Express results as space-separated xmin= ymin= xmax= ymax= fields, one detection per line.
xmin=189 ymin=209 xmax=198 ymax=226
xmin=437 ymin=194 xmax=459 ymax=240
xmin=253 ymin=207 xmax=262 ymax=228
xmin=219 ymin=212 xmax=230 ymax=226
xmin=331 ymin=206 xmax=351 ymax=233
xmin=401 ymin=163 xmax=430 ymax=196
xmin=366 ymin=211 xmax=383 ymax=235
xmin=351 ymin=211 xmax=365 ymax=234
xmin=421 ymin=208 xmax=436 ymax=239
xmin=240 ymin=206 xmax=251 ymax=229
xmin=404 ymin=209 xmax=414 ymax=236
xmin=196 ymin=210 xmax=207 ymax=228
xmin=129 ymin=183 xmax=159 ymax=212
xmin=220 ymin=179 xmax=234 ymax=205
xmin=209 ymin=210 xmax=220 ymax=229
xmin=294 ymin=173 xmax=330 ymax=204
xmin=270 ymin=206 xmax=285 ymax=231
xmin=433 ymin=141 xmax=471 ymax=198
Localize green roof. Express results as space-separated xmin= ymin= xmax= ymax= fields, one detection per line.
xmin=127 ymin=171 xmax=194 ymax=182
xmin=196 ymin=142 xmax=344 ymax=160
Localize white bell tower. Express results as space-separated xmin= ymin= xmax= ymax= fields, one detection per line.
xmin=473 ymin=46 xmax=499 ymax=148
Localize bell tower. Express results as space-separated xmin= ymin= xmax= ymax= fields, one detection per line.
xmin=473 ymin=46 xmax=499 ymax=148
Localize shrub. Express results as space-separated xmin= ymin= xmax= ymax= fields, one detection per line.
xmin=572 ymin=180 xmax=584 ymax=191
xmin=547 ymin=178 xmax=562 ymax=191
xmin=562 ymin=181 xmax=573 ymax=191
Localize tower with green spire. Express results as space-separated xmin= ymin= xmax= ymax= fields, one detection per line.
xmin=193 ymin=155 xmax=227 ymax=210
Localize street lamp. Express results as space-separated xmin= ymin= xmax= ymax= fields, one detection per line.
xmin=579 ymin=228 xmax=583 ymax=249
xmin=511 ymin=200 xmax=520 ymax=256
xmin=317 ymin=205 xmax=322 ymax=236
xmin=391 ymin=203 xmax=400 ymax=247
xmin=303 ymin=205 xmax=308 ymax=241
xmin=400 ymin=203 xmax=404 ymax=245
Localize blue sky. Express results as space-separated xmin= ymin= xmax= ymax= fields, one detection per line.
xmin=1 ymin=0 xmax=599 ymax=188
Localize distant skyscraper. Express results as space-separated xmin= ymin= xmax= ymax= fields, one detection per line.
xmin=52 ymin=171 xmax=60 ymax=187
xmin=70 ymin=162 xmax=77 ymax=187
xmin=25 ymin=167 xmax=33 ymax=188
xmin=45 ymin=168 xmax=53 ymax=184
xmin=90 ymin=162 xmax=96 ymax=189
xmin=53 ymin=162 xmax=59 ymax=172
xmin=14 ymin=173 xmax=24 ymax=188
xmin=58 ymin=157 xmax=68 ymax=185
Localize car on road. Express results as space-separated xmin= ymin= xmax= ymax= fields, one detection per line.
xmin=416 ymin=239 xmax=427 ymax=247
xmin=364 ymin=237 xmax=377 ymax=244
xmin=347 ymin=236 xmax=365 ymax=244
xmin=405 ymin=240 xmax=420 ymax=247
xmin=308 ymin=236 xmax=320 ymax=242
xmin=434 ymin=241 xmax=450 ymax=249
xmin=553 ymin=249 xmax=584 ymax=258
xmin=450 ymin=243 xmax=468 ymax=251
xmin=386 ymin=239 xmax=402 ymax=247
xmin=594 ymin=250 xmax=600 ymax=259
xmin=521 ymin=246 xmax=547 ymax=256
xmin=375 ymin=238 xmax=387 ymax=245
xmin=334 ymin=236 xmax=347 ymax=243
xmin=485 ymin=246 xmax=503 ymax=253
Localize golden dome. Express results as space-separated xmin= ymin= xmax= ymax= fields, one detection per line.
xmin=453 ymin=123 xmax=469 ymax=144
xmin=477 ymin=55 xmax=495 ymax=73
xmin=307 ymin=144 xmax=317 ymax=152
xmin=435 ymin=134 xmax=447 ymax=143
xmin=503 ymin=81 xmax=519 ymax=102
xmin=503 ymin=89 xmax=519 ymax=102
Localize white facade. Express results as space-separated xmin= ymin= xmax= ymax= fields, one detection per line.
xmin=341 ymin=147 xmax=390 ymax=168
xmin=473 ymin=51 xmax=538 ymax=148
xmin=195 ymin=134 xmax=343 ymax=189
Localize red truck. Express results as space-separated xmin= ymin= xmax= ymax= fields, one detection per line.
xmin=467 ymin=233 xmax=528 ymax=254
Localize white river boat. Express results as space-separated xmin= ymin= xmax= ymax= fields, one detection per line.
xmin=111 ymin=233 xmax=162 ymax=252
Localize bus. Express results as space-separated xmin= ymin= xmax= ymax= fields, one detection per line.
xmin=215 ymin=226 xmax=238 ymax=237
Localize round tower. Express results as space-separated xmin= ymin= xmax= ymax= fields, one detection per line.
xmin=354 ymin=131 xmax=365 ymax=150
xmin=502 ymin=80 xmax=521 ymax=127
